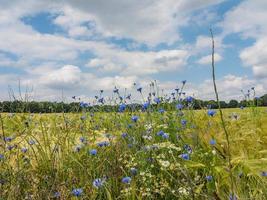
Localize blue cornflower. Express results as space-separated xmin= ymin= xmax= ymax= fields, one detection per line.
xmin=142 ymin=102 xmax=150 ymax=110
xmin=80 ymin=137 xmax=86 ymax=143
xmin=182 ymin=80 xmax=186 ymax=85
xmin=113 ymin=88 xmax=119 ymax=94
xmin=21 ymin=147 xmax=28 ymax=153
xmin=175 ymin=88 xmax=179 ymax=92
xmin=157 ymin=130 xmax=164 ymax=137
xmin=119 ymin=104 xmax=126 ymax=112
xmin=137 ymin=87 xmax=142 ymax=93
xmin=158 ymin=108 xmax=165 ymax=113
xmin=93 ymin=178 xmax=105 ymax=189
xmin=206 ymin=175 xmax=213 ymax=181
xmin=28 ymin=139 xmax=36 ymax=145
xmin=54 ymin=192 xmax=60 ymax=198
xmin=180 ymin=153 xmax=190 ymax=160
xmin=74 ymin=145 xmax=83 ymax=152
xmin=97 ymin=141 xmax=110 ymax=147
xmin=126 ymin=94 xmax=131 ymax=99
xmin=80 ymin=115 xmax=86 ymax=120
xmin=210 ymin=139 xmax=216 ymax=146
xmin=181 ymin=119 xmax=187 ymax=126
xmin=154 ymin=97 xmax=161 ymax=104
xmin=176 ymin=103 xmax=183 ymax=110
xmin=72 ymin=188 xmax=83 ymax=197
xmin=121 ymin=132 xmax=128 ymax=138
xmin=131 ymin=116 xmax=139 ymax=122
xmin=0 ymin=154 xmax=4 ymax=160
xmin=261 ymin=171 xmax=267 ymax=177
xmin=80 ymin=102 xmax=89 ymax=108
xmin=89 ymin=149 xmax=97 ymax=156
xmin=185 ymin=96 xmax=194 ymax=103
xmin=229 ymin=194 xmax=237 ymax=200
xmin=130 ymin=168 xmax=138 ymax=176
xmin=7 ymin=145 xmax=15 ymax=151
xmin=184 ymin=144 xmax=192 ymax=154
xmin=122 ymin=176 xmax=131 ymax=184
xmin=208 ymin=110 xmax=216 ymax=117
xmin=4 ymin=136 xmax=12 ymax=142
xmin=162 ymin=133 xmax=169 ymax=139
xmin=98 ymin=97 xmax=104 ymax=104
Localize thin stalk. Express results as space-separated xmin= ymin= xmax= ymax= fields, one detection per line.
xmin=210 ymin=29 xmax=234 ymax=194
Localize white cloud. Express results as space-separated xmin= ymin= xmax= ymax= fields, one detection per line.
xmin=53 ymin=0 xmax=225 ymax=45
xmin=221 ymin=0 xmax=267 ymax=78
xmin=197 ymin=53 xmax=222 ymax=65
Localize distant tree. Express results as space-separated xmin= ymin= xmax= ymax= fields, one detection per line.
xmin=228 ymin=99 xmax=239 ymax=108
xmin=219 ymin=101 xmax=227 ymax=108
xmin=261 ymin=94 xmax=267 ymax=106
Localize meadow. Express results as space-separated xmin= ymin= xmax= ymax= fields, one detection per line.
xmin=0 ymin=94 xmax=267 ymax=199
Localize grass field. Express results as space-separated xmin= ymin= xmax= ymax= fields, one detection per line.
xmin=0 ymin=106 xmax=267 ymax=199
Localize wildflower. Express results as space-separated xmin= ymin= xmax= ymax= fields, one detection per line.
xmin=142 ymin=102 xmax=150 ymax=110
xmin=80 ymin=115 xmax=86 ymax=120
xmin=182 ymin=80 xmax=186 ymax=85
xmin=176 ymin=103 xmax=183 ymax=110
xmin=28 ymin=139 xmax=36 ymax=145
xmin=180 ymin=153 xmax=190 ymax=160
xmin=72 ymin=188 xmax=83 ymax=197
xmin=4 ymin=136 xmax=12 ymax=142
xmin=184 ymin=144 xmax=192 ymax=154
xmin=181 ymin=119 xmax=187 ymax=126
xmin=137 ymin=87 xmax=142 ymax=93
xmin=154 ymin=97 xmax=161 ymax=104
xmin=157 ymin=130 xmax=164 ymax=137
xmin=7 ymin=145 xmax=15 ymax=151
xmin=261 ymin=171 xmax=267 ymax=177
xmin=207 ymin=110 xmax=216 ymax=117
xmin=89 ymin=149 xmax=97 ymax=156
xmin=206 ymin=175 xmax=213 ymax=181
xmin=119 ymin=104 xmax=126 ymax=112
xmin=54 ymin=192 xmax=60 ymax=198
xmin=162 ymin=133 xmax=169 ymax=139
xmin=210 ymin=139 xmax=216 ymax=146
xmin=131 ymin=116 xmax=139 ymax=123
xmin=79 ymin=137 xmax=86 ymax=143
xmin=21 ymin=147 xmax=28 ymax=153
xmin=121 ymin=133 xmax=128 ymax=138
xmin=98 ymin=97 xmax=104 ymax=104
xmin=229 ymin=194 xmax=237 ymax=200
xmin=80 ymin=102 xmax=89 ymax=108
xmin=185 ymin=96 xmax=194 ymax=103
xmin=122 ymin=176 xmax=131 ymax=184
xmin=97 ymin=141 xmax=110 ymax=147
xmin=130 ymin=168 xmax=138 ymax=176
xmin=124 ymin=94 xmax=130 ymax=100
xmin=93 ymin=178 xmax=105 ymax=189
xmin=0 ymin=154 xmax=4 ymax=160
xmin=158 ymin=108 xmax=165 ymax=113
xmin=113 ymin=87 xmax=119 ymax=94
xmin=74 ymin=145 xmax=83 ymax=152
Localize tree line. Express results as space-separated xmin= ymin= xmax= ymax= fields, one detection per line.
xmin=0 ymin=94 xmax=266 ymax=113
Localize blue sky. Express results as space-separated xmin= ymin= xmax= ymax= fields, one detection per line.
xmin=0 ymin=0 xmax=266 ymax=102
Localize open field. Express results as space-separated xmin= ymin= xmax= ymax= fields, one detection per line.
xmin=0 ymin=106 xmax=267 ymax=199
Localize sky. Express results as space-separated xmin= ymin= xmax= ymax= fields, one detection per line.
xmin=0 ymin=0 xmax=266 ymax=102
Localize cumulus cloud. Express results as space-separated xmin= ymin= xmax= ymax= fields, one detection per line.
xmin=197 ymin=53 xmax=222 ymax=65
xmin=221 ymin=0 xmax=267 ymax=78
xmin=86 ymin=49 xmax=189 ymax=75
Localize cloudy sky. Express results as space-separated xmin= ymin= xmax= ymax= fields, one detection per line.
xmin=0 ymin=0 xmax=266 ymax=102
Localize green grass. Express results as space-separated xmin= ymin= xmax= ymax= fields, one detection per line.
xmin=0 ymin=107 xmax=267 ymax=199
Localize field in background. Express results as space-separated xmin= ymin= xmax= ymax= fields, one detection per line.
xmin=0 ymin=106 xmax=267 ymax=199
